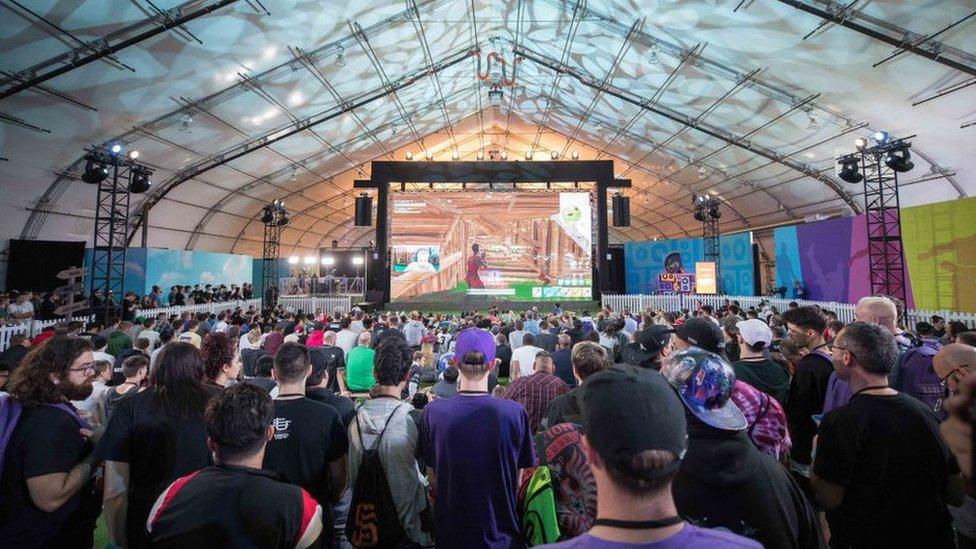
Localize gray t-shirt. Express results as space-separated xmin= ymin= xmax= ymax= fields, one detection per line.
xmin=348 ymin=399 xmax=431 ymax=546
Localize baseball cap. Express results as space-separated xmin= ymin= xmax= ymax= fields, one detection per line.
xmin=583 ymin=366 xmax=687 ymax=479
xmin=453 ymin=328 xmax=496 ymax=366
xmin=736 ymin=319 xmax=773 ymax=348
xmin=660 ymin=347 xmax=746 ymax=431
xmin=675 ymin=317 xmax=725 ymax=355
xmin=620 ymin=325 xmax=674 ymax=367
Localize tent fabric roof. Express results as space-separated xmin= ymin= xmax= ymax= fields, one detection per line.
xmin=1 ymin=0 xmax=973 ymax=259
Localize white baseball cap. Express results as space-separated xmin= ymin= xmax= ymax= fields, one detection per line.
xmin=736 ymin=319 xmax=773 ymax=348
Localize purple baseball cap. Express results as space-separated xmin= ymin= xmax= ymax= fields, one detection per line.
xmin=453 ymin=328 xmax=496 ymax=367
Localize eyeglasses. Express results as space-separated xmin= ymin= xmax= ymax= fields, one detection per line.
xmin=833 ymin=345 xmax=857 ymax=364
xmin=934 ymin=366 xmax=972 ymax=412
xmin=68 ymin=363 xmax=95 ymax=374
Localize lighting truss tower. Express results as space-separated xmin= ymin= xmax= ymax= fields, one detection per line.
xmin=836 ymin=133 xmax=915 ymax=305
xmin=87 ymin=148 xmax=146 ymax=326
xmin=261 ymin=200 xmax=289 ymax=309
xmin=693 ymin=194 xmax=722 ymax=293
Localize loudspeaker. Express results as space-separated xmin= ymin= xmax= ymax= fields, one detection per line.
xmin=354 ymin=195 xmax=372 ymax=226
xmin=612 ymin=194 xmax=630 ymax=227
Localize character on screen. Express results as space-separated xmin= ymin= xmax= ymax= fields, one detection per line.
xmin=403 ymin=248 xmax=437 ymax=273
xmin=465 ymin=243 xmax=488 ymax=289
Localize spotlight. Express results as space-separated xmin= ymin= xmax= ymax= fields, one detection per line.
xmin=321 ymin=256 xmax=335 ymax=266
xmin=550 ymin=150 xmax=559 ymax=160
xmin=451 ymin=150 xmax=459 ymax=160
xmin=405 ymin=151 xmax=413 ymax=160
xmin=709 ymin=206 xmax=721 ymax=219
xmin=352 ymin=256 xmax=364 ymax=266
xmin=693 ymin=209 xmax=705 ymax=222
xmin=110 ymin=144 xmax=122 ymax=154
xmin=179 ymin=114 xmax=193 ymax=133
xmin=648 ymin=43 xmax=660 ymax=65
xmin=571 ymin=150 xmax=579 ymax=160
xmin=425 ymin=150 xmax=433 ymax=160
xmin=500 ymin=151 xmax=508 ymax=160
xmin=303 ymin=256 xmax=316 ymax=265
xmin=127 ymin=150 xmax=140 ymax=159
xmin=837 ymin=156 xmax=863 ymax=183
xmin=525 ymin=150 xmax=533 ymax=160
xmin=335 ymin=45 xmax=346 ymax=67
xmin=806 ymin=112 xmax=820 ymax=131
xmin=261 ymin=206 xmax=275 ymax=224
xmin=278 ymin=212 xmax=289 ymax=226
xmin=488 ymin=85 xmax=504 ymax=105
xmin=129 ymin=167 xmax=152 ymax=193
xmin=476 ymin=150 xmax=484 ymax=160
xmin=873 ymin=130 xmax=889 ymax=145
xmin=288 ymin=256 xmax=299 ymax=265
xmin=854 ymin=137 xmax=867 ymax=150
xmin=81 ymin=159 xmax=108 ymax=184
xmin=884 ymin=147 xmax=915 ymax=173
xmin=698 ymin=164 xmax=706 ymax=177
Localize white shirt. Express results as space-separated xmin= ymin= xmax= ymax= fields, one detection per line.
xmin=93 ymin=350 xmax=115 ymax=366
xmin=214 ymin=321 xmax=229 ymax=333
xmin=511 ymin=345 xmax=544 ymax=377
xmin=509 ymin=330 xmax=527 ymax=349
xmin=336 ymin=329 xmax=358 ymax=357
xmin=150 ymin=345 xmax=167 ymax=373
xmin=72 ymin=380 xmax=109 ymax=419
xmin=7 ymin=301 xmax=34 ymax=318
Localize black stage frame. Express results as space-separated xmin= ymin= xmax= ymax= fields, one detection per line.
xmin=355 ymin=160 xmax=630 ymax=303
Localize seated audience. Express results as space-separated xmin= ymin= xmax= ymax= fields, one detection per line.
xmin=340 ymin=331 xmax=376 ymax=393
xmin=432 ymin=366 xmax=459 ymax=399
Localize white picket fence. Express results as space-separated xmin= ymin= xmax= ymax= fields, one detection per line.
xmin=601 ymin=294 xmax=976 ymax=328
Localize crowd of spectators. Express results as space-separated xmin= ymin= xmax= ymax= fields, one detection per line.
xmin=0 ymin=294 xmax=975 ymax=548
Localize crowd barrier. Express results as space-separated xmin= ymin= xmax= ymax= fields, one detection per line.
xmin=601 ymin=294 xmax=976 ymax=329
xmin=278 ymin=296 xmax=353 ymax=314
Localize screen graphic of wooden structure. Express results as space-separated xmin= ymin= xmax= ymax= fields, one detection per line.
xmin=390 ymin=192 xmax=592 ymax=300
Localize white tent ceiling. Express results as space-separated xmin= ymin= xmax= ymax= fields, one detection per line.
xmin=0 ymin=0 xmax=973 ymax=262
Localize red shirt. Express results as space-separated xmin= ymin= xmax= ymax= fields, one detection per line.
xmin=502 ymin=371 xmax=570 ymax=432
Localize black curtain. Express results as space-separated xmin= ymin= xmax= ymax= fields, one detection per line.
xmin=7 ymin=239 xmax=86 ymax=292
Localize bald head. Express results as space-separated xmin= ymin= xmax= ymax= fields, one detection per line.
xmin=357 ymin=331 xmax=372 ymax=346
xmin=854 ymin=296 xmax=898 ymax=333
xmin=934 ymin=343 xmax=976 ymax=393
xmin=322 ymin=330 xmax=337 ymax=345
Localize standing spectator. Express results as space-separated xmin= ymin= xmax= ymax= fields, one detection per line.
xmin=102 ymin=355 xmax=148 ymax=423
xmin=309 ymin=330 xmax=345 ymax=393
xmin=535 ymin=321 xmax=558 ymax=352
xmin=619 ymin=325 xmax=674 ymax=371
xmin=897 ymin=321 xmax=945 ymax=412
xmin=403 ymin=312 xmax=426 ymax=348
xmin=544 ymin=342 xmax=610 ymax=428
xmin=731 ymin=319 xmax=789 ymax=405
xmin=932 ymin=315 xmax=947 ymax=338
xmin=781 ymin=306 xmax=832 ymax=476
xmin=503 ymin=351 xmax=570 ymax=433
xmin=662 ymin=348 xmax=823 ymax=548
xmin=149 ymin=327 xmax=175 ymax=373
xmin=538 ymin=367 xmax=761 ymax=549
xmin=146 ymin=384 xmax=323 ymax=547
xmin=7 ymin=291 xmax=35 ymax=321
xmin=0 ymin=333 xmax=30 ymax=375
xmin=72 ymin=359 xmax=113 ymax=422
xmin=176 ymin=320 xmax=202 ymax=348
xmin=551 ymin=334 xmax=576 ymax=387
xmin=812 ymin=322 xmax=963 ymax=548
xmin=511 ymin=333 xmax=544 ymax=378
xmin=348 ymin=337 xmax=433 ymax=546
xmin=137 ymin=317 xmax=160 ymax=350
xmin=263 ymin=343 xmax=348 ymax=540
xmin=418 ymin=327 xmax=536 ymax=548
xmin=305 ymin=353 xmax=356 ymax=427
xmin=99 ymin=342 xmax=217 ymax=549
xmin=0 ymin=337 xmax=100 ymax=548
xmin=112 ymin=337 xmax=150 ymax=384
xmin=201 ymin=332 xmax=241 ymax=388
xmin=509 ymin=319 xmax=527 ymax=349
xmin=524 ymin=312 xmax=541 ymax=336
xmin=335 ymin=318 xmax=358 ymax=358
xmin=106 ymin=321 xmax=133 ymax=358
xmin=340 ymin=331 xmax=377 ymax=393
xmin=495 ymin=332 xmax=513 ymax=378
xmin=243 ymin=354 xmax=277 ymax=394
xmin=263 ymin=322 xmax=286 ymax=355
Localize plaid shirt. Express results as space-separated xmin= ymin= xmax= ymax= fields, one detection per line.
xmin=503 ymin=371 xmax=570 ymax=432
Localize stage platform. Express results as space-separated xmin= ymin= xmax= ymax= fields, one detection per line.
xmin=382 ymin=296 xmax=601 ymax=314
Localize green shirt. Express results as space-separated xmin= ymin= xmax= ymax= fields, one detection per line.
xmin=106 ymin=331 xmax=133 ymax=358
xmin=732 ymin=358 xmax=791 ymax=406
xmin=345 ymin=346 xmax=376 ymax=391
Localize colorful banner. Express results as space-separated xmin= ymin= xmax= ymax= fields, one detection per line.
xmin=624 ymin=232 xmax=755 ymax=295
xmin=901 ymin=196 xmax=976 ymax=312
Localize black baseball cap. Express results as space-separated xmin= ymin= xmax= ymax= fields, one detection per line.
xmin=675 ymin=317 xmax=725 ymax=355
xmin=620 ymin=325 xmax=674 ymax=367
xmin=583 ymin=366 xmax=687 ymax=480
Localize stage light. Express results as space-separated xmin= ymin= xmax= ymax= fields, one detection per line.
xmin=127 ymin=150 xmax=139 ymax=159
xmin=321 ymin=256 xmax=335 ymax=266
xmin=179 ymin=114 xmax=193 ymax=133
xmin=110 ymin=144 xmax=122 ymax=154
xmin=335 ymin=45 xmax=346 ymax=67
xmin=709 ymin=206 xmax=721 ymax=219
xmin=278 ymin=213 xmax=289 ymax=226
xmin=405 ymin=151 xmax=413 ymax=160
xmin=128 ymin=167 xmax=152 ymax=193
xmin=648 ymin=43 xmax=660 ymax=65
xmin=451 ymin=150 xmax=459 ymax=160
xmin=550 ymin=150 xmax=559 ymax=160
xmin=500 ymin=151 xmax=508 ymax=160
xmin=884 ymin=147 xmax=915 ymax=173
xmin=807 ymin=112 xmax=820 ymax=131
xmin=698 ymin=164 xmax=706 ymax=177
xmin=693 ymin=209 xmax=705 ymax=222
xmin=873 ymin=130 xmax=889 ymax=145
xmin=525 ymin=150 xmax=533 ymax=160
xmin=854 ymin=137 xmax=867 ymax=150
xmin=288 ymin=256 xmax=299 ymax=264
xmin=571 ymin=150 xmax=579 ymax=160
xmin=81 ymin=159 xmax=109 ymax=184
xmin=837 ymin=156 xmax=863 ymax=183
xmin=488 ymin=85 xmax=503 ymax=104
xmin=477 ymin=150 xmax=484 ymax=160
xmin=260 ymin=206 xmax=275 ymax=224
xmin=303 ymin=256 xmax=316 ymax=265
xmin=352 ymin=256 xmax=364 ymax=266
xmin=425 ymin=150 xmax=433 ymax=161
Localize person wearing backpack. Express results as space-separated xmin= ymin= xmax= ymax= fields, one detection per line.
xmin=896 ymin=321 xmax=945 ymax=413
xmin=0 ymin=336 xmax=102 ymax=548
xmin=347 ymin=337 xmax=433 ymax=548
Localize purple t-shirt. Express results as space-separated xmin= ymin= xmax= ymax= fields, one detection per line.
xmin=419 ymin=393 xmax=536 ymax=548
xmin=539 ymin=524 xmax=762 ymax=548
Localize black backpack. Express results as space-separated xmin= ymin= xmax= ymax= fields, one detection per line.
xmin=346 ymin=405 xmax=407 ymax=548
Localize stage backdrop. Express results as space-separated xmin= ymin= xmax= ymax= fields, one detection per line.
xmin=624 ymin=232 xmax=755 ymax=296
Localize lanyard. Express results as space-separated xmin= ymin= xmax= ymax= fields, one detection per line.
xmin=852 ymin=385 xmax=891 ymax=398
xmin=592 ymin=517 xmax=682 ymax=529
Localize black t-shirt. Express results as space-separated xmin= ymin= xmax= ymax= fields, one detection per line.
xmin=97 ymin=390 xmax=213 ymax=548
xmin=495 ymin=344 xmax=513 ymax=378
xmin=814 ymin=393 xmax=958 ymax=548
xmin=306 ymin=387 xmax=357 ymax=427
xmin=0 ymin=405 xmax=100 ymax=548
xmin=309 ymin=345 xmax=345 ymax=393
xmin=240 ymin=348 xmax=269 ymax=377
xmin=262 ymin=398 xmax=349 ymax=510
xmin=785 ymin=351 xmax=834 ymax=465
xmin=543 ymin=385 xmax=585 ymax=430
